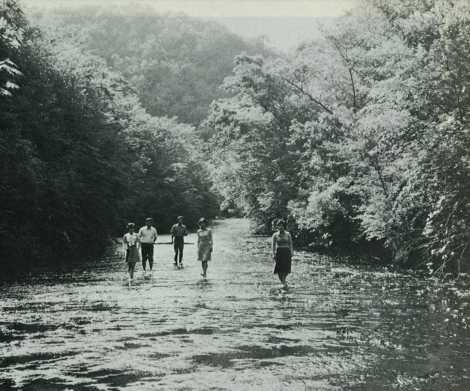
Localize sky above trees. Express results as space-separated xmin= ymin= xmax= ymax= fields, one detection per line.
xmin=23 ymin=0 xmax=358 ymax=50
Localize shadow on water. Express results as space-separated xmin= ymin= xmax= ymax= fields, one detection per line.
xmin=192 ymin=344 xmax=316 ymax=369
xmin=1 ymin=219 xmax=470 ymax=390
xmin=0 ymin=351 xmax=79 ymax=369
xmin=138 ymin=326 xmax=218 ymax=338
xmin=66 ymin=368 xmax=155 ymax=387
xmin=21 ymin=379 xmax=101 ymax=391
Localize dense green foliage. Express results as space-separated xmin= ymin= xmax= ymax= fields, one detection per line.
xmin=3 ymin=0 xmax=468 ymax=274
xmin=0 ymin=2 xmax=218 ymax=272
xmin=205 ymin=0 xmax=470 ymax=272
xmin=33 ymin=9 xmax=269 ymax=125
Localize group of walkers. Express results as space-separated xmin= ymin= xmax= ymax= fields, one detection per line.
xmin=122 ymin=216 xmax=293 ymax=288
xmin=122 ymin=216 xmax=213 ymax=285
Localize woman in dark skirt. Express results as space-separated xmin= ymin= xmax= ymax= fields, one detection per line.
xmin=272 ymin=219 xmax=293 ymax=287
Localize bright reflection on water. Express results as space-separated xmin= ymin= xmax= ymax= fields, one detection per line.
xmin=1 ymin=219 xmax=470 ymax=390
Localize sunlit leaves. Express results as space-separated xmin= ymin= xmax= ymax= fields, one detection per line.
xmin=0 ymin=9 xmax=24 ymax=97
xmin=204 ymin=0 xmax=470 ymax=271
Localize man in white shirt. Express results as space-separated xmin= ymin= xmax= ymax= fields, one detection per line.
xmin=138 ymin=217 xmax=158 ymax=275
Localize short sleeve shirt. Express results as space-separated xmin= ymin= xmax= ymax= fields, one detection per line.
xmin=171 ymin=224 xmax=187 ymax=238
xmin=123 ymin=232 xmax=139 ymax=249
xmin=139 ymin=226 xmax=158 ymax=243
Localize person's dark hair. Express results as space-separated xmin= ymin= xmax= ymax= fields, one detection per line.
xmin=276 ymin=219 xmax=286 ymax=229
xmin=198 ymin=217 xmax=207 ymax=225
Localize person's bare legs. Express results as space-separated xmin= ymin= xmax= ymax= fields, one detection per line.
xmin=277 ymin=273 xmax=287 ymax=288
xmin=281 ymin=274 xmax=288 ymax=288
xmin=201 ymin=261 xmax=208 ymax=278
xmin=128 ymin=263 xmax=135 ymax=286
xmin=130 ymin=263 xmax=136 ymax=280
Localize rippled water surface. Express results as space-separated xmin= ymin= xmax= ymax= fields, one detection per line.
xmin=2 ymin=219 xmax=470 ymax=390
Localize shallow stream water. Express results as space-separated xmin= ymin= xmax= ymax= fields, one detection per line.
xmin=1 ymin=219 xmax=470 ymax=390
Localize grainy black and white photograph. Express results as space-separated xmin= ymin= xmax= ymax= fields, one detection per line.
xmin=1 ymin=0 xmax=470 ymax=389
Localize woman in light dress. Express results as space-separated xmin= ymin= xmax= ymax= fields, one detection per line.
xmin=272 ymin=219 xmax=293 ymax=288
xmin=197 ymin=218 xmax=213 ymax=279
xmin=123 ymin=222 xmax=140 ymax=286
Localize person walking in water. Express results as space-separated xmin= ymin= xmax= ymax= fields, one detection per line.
xmin=138 ymin=217 xmax=158 ymax=277
xmin=123 ymin=223 xmax=140 ymax=286
xmin=197 ymin=218 xmax=213 ymax=279
xmin=171 ymin=215 xmax=187 ymax=269
xmin=272 ymin=219 xmax=293 ymax=288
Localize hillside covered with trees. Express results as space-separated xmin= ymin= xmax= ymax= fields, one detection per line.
xmin=33 ymin=8 xmax=270 ymax=125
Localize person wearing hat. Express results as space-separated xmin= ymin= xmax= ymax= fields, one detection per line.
xmin=170 ymin=215 xmax=188 ymax=269
xmin=197 ymin=217 xmax=213 ymax=279
xmin=138 ymin=217 xmax=158 ymax=276
xmin=123 ymin=222 xmax=140 ymax=286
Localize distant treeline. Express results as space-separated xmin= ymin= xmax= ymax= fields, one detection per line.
xmin=32 ymin=9 xmax=271 ymax=125
xmin=0 ymin=3 xmax=220 ymax=272
xmin=203 ymin=0 xmax=470 ymax=273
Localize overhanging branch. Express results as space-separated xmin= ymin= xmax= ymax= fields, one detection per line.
xmin=280 ymin=75 xmax=334 ymax=115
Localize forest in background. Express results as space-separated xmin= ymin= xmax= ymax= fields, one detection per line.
xmin=33 ymin=8 xmax=270 ymax=125
xmin=1 ymin=0 xmax=470 ymax=275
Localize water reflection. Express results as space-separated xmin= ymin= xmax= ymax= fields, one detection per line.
xmin=1 ymin=219 xmax=470 ymax=390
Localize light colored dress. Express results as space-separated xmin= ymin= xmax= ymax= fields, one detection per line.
xmin=197 ymin=228 xmax=213 ymax=262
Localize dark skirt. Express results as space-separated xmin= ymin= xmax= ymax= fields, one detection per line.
xmin=126 ymin=246 xmax=139 ymax=264
xmin=274 ymin=247 xmax=291 ymax=275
